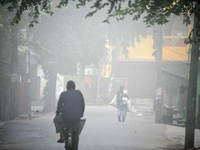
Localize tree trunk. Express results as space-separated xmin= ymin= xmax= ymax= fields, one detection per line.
xmin=10 ymin=26 xmax=19 ymax=119
xmin=184 ymin=3 xmax=199 ymax=148
xmin=154 ymin=25 xmax=163 ymax=123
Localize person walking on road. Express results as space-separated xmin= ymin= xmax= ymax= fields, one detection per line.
xmin=116 ymin=86 xmax=129 ymax=122
xmin=53 ymin=80 xmax=85 ymax=150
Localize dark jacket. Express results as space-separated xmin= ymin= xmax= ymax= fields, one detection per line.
xmin=56 ymin=89 xmax=85 ymax=121
xmin=116 ymin=91 xmax=129 ymax=107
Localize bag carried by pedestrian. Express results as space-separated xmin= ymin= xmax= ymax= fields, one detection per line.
xmin=126 ymin=100 xmax=133 ymax=113
xmin=122 ymin=97 xmax=128 ymax=104
xmin=109 ymin=95 xmax=118 ymax=108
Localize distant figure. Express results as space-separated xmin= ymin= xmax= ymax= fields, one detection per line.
xmin=116 ymin=86 xmax=129 ymax=122
xmin=53 ymin=80 xmax=85 ymax=150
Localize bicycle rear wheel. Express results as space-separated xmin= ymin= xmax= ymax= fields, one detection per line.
xmin=65 ymin=128 xmax=72 ymax=150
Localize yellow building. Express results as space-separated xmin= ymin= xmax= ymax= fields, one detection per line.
xmin=101 ymin=16 xmax=190 ymax=99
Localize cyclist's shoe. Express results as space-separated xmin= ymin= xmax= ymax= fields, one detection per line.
xmin=57 ymin=138 xmax=65 ymax=143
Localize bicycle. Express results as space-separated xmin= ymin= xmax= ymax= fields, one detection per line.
xmin=64 ymin=122 xmax=73 ymax=150
xmin=63 ymin=118 xmax=86 ymax=150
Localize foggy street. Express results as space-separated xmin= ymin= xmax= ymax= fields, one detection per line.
xmin=1 ymin=104 xmax=199 ymax=150
xmin=1 ymin=0 xmax=200 ymax=149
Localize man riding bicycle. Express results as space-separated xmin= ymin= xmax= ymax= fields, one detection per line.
xmin=53 ymin=80 xmax=85 ymax=150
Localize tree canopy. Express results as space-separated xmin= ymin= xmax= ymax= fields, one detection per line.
xmin=1 ymin=0 xmax=199 ymax=45
xmin=75 ymin=0 xmax=200 ymax=43
xmin=29 ymin=2 xmax=108 ymax=73
xmin=1 ymin=0 xmax=199 ymax=26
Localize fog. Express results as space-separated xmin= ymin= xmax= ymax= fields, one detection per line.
xmin=0 ymin=1 xmax=196 ymax=150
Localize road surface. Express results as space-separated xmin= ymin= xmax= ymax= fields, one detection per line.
xmin=0 ymin=105 xmax=191 ymax=150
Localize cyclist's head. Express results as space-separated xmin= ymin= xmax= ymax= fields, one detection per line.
xmin=66 ymin=80 xmax=76 ymax=90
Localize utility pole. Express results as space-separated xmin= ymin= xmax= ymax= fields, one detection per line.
xmin=154 ymin=25 xmax=163 ymax=123
xmin=185 ymin=2 xmax=200 ymax=148
xmin=10 ymin=25 xmax=19 ymax=119
xmin=25 ymin=49 xmax=32 ymax=120
xmin=108 ymin=42 xmax=121 ymax=99
xmin=26 ymin=18 xmax=32 ymax=120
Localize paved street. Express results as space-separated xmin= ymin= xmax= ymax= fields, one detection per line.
xmin=1 ymin=105 xmax=200 ymax=150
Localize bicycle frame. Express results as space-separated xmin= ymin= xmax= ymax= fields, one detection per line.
xmin=63 ymin=118 xmax=86 ymax=150
xmin=64 ymin=122 xmax=73 ymax=150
